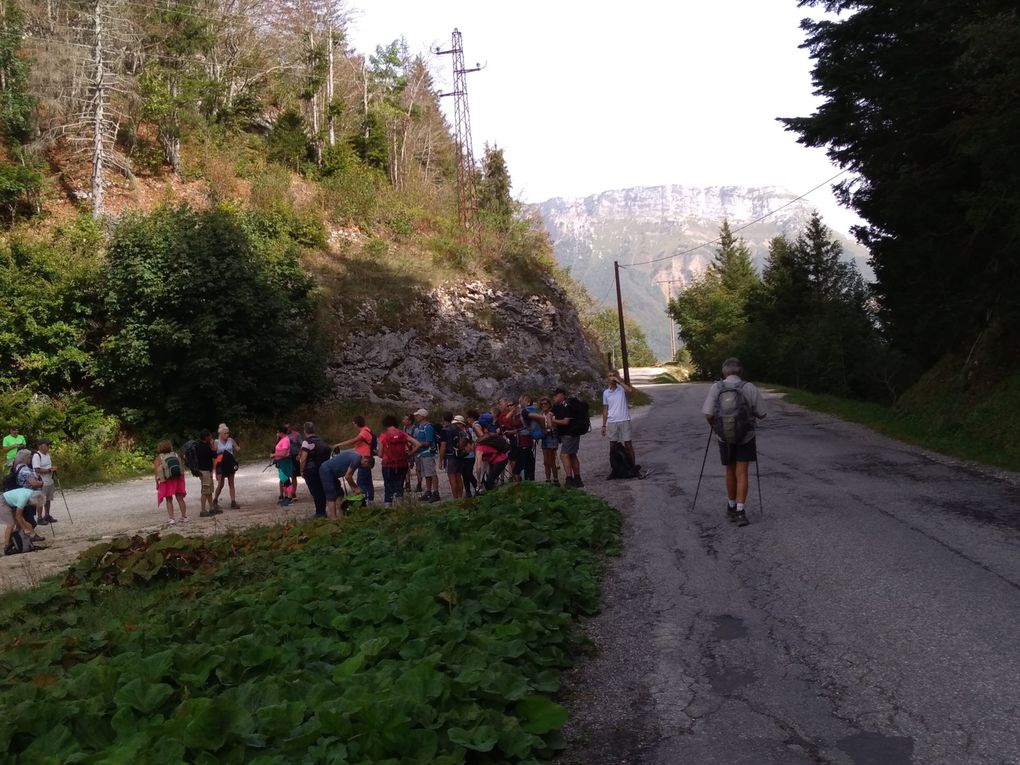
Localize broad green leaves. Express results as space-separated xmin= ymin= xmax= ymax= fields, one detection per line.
xmin=0 ymin=484 xmax=620 ymax=763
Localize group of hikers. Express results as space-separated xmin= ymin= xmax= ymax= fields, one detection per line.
xmin=2 ymin=359 xmax=767 ymax=554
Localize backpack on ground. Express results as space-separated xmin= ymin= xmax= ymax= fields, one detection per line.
xmin=607 ymin=442 xmax=642 ymax=480
xmin=182 ymin=440 xmax=200 ymax=477
xmin=567 ymin=397 xmax=592 ymax=436
xmin=159 ymin=453 xmax=183 ymax=481
xmin=712 ymin=381 xmax=753 ymax=445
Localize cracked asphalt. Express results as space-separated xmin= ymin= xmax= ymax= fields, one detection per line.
xmin=564 ymin=382 xmax=1020 ymax=765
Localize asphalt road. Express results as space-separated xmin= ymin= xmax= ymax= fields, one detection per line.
xmin=567 ymin=382 xmax=1020 ymax=765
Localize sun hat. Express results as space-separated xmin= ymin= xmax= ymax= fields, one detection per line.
xmin=453 ymin=415 xmax=467 ymax=425
xmin=413 ymin=408 xmax=428 ymax=417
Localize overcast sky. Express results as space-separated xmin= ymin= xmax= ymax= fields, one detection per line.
xmin=347 ymin=0 xmax=861 ymax=234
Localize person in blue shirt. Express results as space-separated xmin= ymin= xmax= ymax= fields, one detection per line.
xmin=411 ymin=408 xmax=439 ymax=502
xmin=318 ymin=450 xmax=370 ymax=520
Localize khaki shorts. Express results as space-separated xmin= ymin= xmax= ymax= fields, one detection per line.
xmin=415 ymin=454 xmax=437 ymax=478
xmin=0 ymin=501 xmax=14 ymax=527
xmin=607 ymin=419 xmax=633 ymax=443
xmin=559 ymin=435 xmax=580 ymax=456
xmin=199 ymin=470 xmax=213 ymax=496
xmin=40 ymin=483 xmax=55 ymax=501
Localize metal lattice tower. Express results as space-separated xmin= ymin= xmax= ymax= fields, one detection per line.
xmin=436 ymin=29 xmax=482 ymax=227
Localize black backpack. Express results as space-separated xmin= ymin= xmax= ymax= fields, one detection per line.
xmin=303 ymin=435 xmax=332 ymax=472
xmin=3 ymin=464 xmax=25 ymax=492
xmin=182 ymin=440 xmax=200 ymax=477
xmin=607 ymin=442 xmax=642 ymax=480
xmin=567 ymin=397 xmax=592 ymax=436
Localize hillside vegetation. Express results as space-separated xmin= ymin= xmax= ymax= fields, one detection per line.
xmin=0 ymin=0 xmax=601 ymax=479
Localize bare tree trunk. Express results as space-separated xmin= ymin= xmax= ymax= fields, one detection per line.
xmin=91 ymin=0 xmax=106 ymax=219
xmin=309 ymin=28 xmax=321 ymax=165
xmin=326 ymin=22 xmax=334 ymax=147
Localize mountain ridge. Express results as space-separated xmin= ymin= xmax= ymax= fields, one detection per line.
xmin=532 ymin=183 xmax=870 ymax=359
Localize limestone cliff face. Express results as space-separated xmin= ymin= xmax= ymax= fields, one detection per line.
xmin=533 ymin=184 xmax=871 ymax=360
xmin=327 ymin=277 xmax=605 ymax=408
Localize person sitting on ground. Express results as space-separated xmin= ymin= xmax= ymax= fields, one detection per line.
xmin=154 ymin=440 xmax=188 ymax=525
xmin=272 ymin=426 xmax=295 ymax=507
xmin=298 ymin=422 xmax=333 ymax=518
xmin=378 ymin=415 xmax=422 ymax=507
xmin=195 ymin=430 xmax=219 ymax=517
xmin=411 ymin=408 xmax=440 ymax=502
xmin=701 ymin=357 xmax=767 ymax=528
xmin=31 ymin=439 xmax=58 ymax=525
xmin=318 ymin=449 xmax=370 ymax=520
xmin=4 ymin=426 xmax=26 ymax=468
xmin=438 ymin=412 xmax=465 ymax=500
xmin=213 ymin=423 xmax=241 ymax=510
xmin=2 ymin=488 xmax=46 ymax=555
xmin=602 ymin=371 xmax=637 ymax=465
xmin=334 ymin=416 xmax=376 ymax=505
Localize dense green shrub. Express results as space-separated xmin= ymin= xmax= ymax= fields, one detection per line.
xmin=97 ymin=204 xmax=326 ymax=429
xmin=0 ymin=484 xmax=620 ymax=763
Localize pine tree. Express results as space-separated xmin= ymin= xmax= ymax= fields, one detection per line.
xmin=710 ymin=220 xmax=758 ymax=297
xmin=477 ymin=144 xmax=514 ymax=232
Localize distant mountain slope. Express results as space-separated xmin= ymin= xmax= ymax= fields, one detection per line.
xmin=533 ymin=185 xmax=870 ymax=360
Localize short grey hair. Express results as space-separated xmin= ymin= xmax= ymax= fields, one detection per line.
xmin=15 ymin=448 xmax=32 ymax=463
xmin=30 ymin=491 xmax=45 ymax=507
xmin=721 ymin=357 xmax=743 ymax=377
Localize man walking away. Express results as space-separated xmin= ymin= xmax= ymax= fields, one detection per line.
xmin=552 ymin=388 xmax=588 ymax=487
xmin=411 ymin=408 xmax=440 ymax=502
xmin=31 ymin=440 xmax=58 ymax=525
xmin=702 ymin=357 xmax=767 ymax=527
xmin=602 ymin=371 xmax=637 ymax=466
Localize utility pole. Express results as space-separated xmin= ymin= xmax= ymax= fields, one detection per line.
xmin=655 ymin=278 xmax=684 ymax=360
xmin=614 ymin=260 xmax=631 ymax=385
xmin=436 ymin=29 xmax=482 ymax=227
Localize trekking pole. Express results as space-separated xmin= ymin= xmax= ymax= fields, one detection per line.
xmin=690 ymin=429 xmax=713 ymax=512
xmin=755 ymin=456 xmax=765 ymax=518
xmin=54 ymin=475 xmax=74 ymax=524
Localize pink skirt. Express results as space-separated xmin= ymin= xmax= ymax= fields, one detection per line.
xmin=157 ymin=475 xmax=187 ymax=505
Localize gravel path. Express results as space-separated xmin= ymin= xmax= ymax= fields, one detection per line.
xmin=563 ymin=382 xmax=1020 ymax=765
xmin=0 ymin=462 xmax=324 ymax=592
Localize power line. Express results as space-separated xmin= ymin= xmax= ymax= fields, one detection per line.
xmin=621 ymin=169 xmax=851 ymax=268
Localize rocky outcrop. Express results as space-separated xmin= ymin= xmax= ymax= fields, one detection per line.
xmin=328 ymin=277 xmax=605 ymax=408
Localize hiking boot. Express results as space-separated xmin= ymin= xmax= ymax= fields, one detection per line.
xmin=726 ymin=505 xmax=739 ymax=523
xmin=36 ymin=517 xmax=49 ymax=525
xmin=4 ymin=543 xmax=17 ymax=556
xmin=47 ymin=516 xmax=58 ymax=523
xmin=30 ymin=533 xmax=45 ymax=543
xmin=212 ymin=499 xmax=220 ymax=510
xmin=199 ymin=510 xmax=212 ymax=518
xmin=230 ymin=501 xmax=240 ymax=509
xmin=574 ymin=477 xmax=585 ymax=488
xmin=735 ymin=511 xmax=750 ymax=527
xmin=212 ymin=507 xmax=224 ymax=515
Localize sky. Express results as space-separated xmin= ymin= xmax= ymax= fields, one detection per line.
xmin=346 ymin=0 xmax=862 ymax=234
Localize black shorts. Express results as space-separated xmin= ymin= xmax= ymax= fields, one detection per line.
xmin=719 ymin=439 xmax=757 ymax=465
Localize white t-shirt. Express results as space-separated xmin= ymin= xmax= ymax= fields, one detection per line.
xmin=32 ymin=452 xmax=53 ymax=486
xmin=603 ymin=385 xmax=631 ymax=423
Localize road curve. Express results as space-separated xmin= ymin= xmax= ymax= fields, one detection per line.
xmin=566 ymin=382 xmax=1020 ymax=765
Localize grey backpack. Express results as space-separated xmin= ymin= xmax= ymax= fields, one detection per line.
xmin=712 ymin=381 xmax=753 ymax=445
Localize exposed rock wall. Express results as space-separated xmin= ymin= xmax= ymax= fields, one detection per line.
xmin=328 ymin=277 xmax=605 ymax=408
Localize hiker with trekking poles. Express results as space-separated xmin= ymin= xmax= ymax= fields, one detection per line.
xmin=698 ymin=357 xmax=767 ymax=527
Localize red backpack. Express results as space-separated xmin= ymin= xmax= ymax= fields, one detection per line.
xmin=379 ymin=430 xmax=410 ymax=468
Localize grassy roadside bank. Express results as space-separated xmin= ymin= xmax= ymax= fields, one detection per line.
xmin=0 ymin=484 xmax=620 ymax=763
xmin=774 ymin=385 xmax=1020 ymax=474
